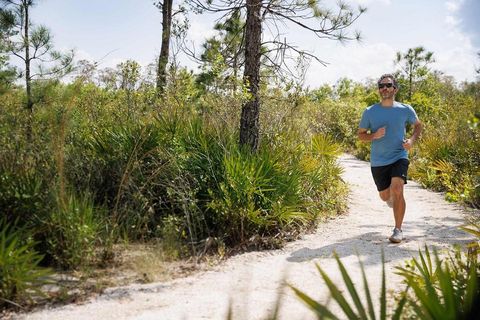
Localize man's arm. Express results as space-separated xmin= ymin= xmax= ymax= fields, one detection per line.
xmin=403 ymin=120 xmax=423 ymax=150
xmin=358 ymin=127 xmax=386 ymax=142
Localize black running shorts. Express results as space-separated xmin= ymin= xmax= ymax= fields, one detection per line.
xmin=371 ymin=158 xmax=409 ymax=192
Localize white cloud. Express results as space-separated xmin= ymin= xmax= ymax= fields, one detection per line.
xmin=445 ymin=0 xmax=463 ymax=12
xmin=445 ymin=0 xmax=464 ymax=30
xmin=350 ymin=0 xmax=391 ymax=6
xmin=187 ymin=18 xmax=217 ymax=45
xmin=435 ymin=44 xmax=477 ymax=82
xmin=445 ymin=15 xmax=460 ymax=28
xmin=305 ymin=42 xmax=396 ymax=87
xmin=72 ymin=49 xmax=94 ymax=62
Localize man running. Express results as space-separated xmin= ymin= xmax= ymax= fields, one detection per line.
xmin=358 ymin=74 xmax=423 ymax=243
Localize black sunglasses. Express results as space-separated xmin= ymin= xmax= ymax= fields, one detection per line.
xmin=378 ymin=83 xmax=394 ymax=89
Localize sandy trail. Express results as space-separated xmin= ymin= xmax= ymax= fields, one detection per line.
xmin=16 ymin=154 xmax=475 ymax=320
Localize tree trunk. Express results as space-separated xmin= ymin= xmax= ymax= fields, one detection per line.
xmin=232 ymin=53 xmax=238 ymax=94
xmin=408 ymin=70 xmax=413 ymax=101
xmin=23 ymin=0 xmax=33 ymax=141
xmin=239 ymin=0 xmax=262 ymax=151
xmin=156 ymin=0 xmax=173 ymax=96
xmin=23 ymin=0 xmax=32 ymax=112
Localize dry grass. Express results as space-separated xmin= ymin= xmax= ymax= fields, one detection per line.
xmin=0 ymin=243 xmax=218 ymax=318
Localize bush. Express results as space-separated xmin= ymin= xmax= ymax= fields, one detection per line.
xmin=0 ymin=76 xmax=352 ymax=269
xmin=0 ymin=219 xmax=51 ymax=308
xmin=45 ymin=192 xmax=102 ymax=269
xmin=397 ymin=245 xmax=480 ymax=319
xmin=291 ymin=220 xmax=480 ymax=319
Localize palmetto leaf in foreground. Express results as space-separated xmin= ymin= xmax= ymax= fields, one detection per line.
xmin=400 ymin=247 xmax=480 ymax=319
xmin=290 ymin=250 xmax=405 ymax=319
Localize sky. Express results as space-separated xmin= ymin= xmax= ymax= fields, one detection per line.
xmin=25 ymin=0 xmax=480 ymax=88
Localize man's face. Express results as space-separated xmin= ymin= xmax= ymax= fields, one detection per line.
xmin=378 ymin=77 xmax=397 ymax=100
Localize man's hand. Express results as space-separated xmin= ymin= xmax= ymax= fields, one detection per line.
xmin=403 ymin=120 xmax=422 ymax=150
xmin=403 ymin=138 xmax=413 ymax=150
xmin=373 ymin=126 xmax=386 ymax=140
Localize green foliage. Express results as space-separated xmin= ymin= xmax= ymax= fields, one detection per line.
xmin=396 ymin=245 xmax=480 ymax=319
xmin=45 ymin=192 xmax=102 ymax=269
xmin=291 ymin=237 xmax=479 ymax=320
xmin=197 ymin=9 xmax=244 ymax=94
xmin=310 ymin=84 xmax=333 ymax=102
xmin=291 ymin=251 xmax=406 ymax=319
xmin=395 ymin=46 xmax=435 ymax=100
xmin=0 ymin=219 xmax=52 ymax=307
xmin=0 ymin=1 xmax=74 ymax=83
xmin=0 ymin=56 xmax=16 ymax=94
xmin=0 ymin=59 xmax=349 ymax=287
xmin=0 ymin=106 xmax=55 ymax=228
xmin=159 ymin=215 xmax=189 ymax=259
xmin=408 ymin=78 xmax=480 ymax=206
xmin=460 ymin=218 xmax=480 ymax=239
xmin=208 ymin=147 xmax=306 ymax=244
xmin=117 ymin=60 xmax=141 ymax=91
xmin=0 ymin=166 xmax=47 ymax=227
xmin=74 ymin=119 xmax=176 ymax=241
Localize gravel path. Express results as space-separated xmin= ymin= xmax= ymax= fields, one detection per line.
xmin=15 ymin=154 xmax=476 ymax=320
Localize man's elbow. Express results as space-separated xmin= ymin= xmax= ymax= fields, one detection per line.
xmin=357 ymin=129 xmax=367 ymax=141
xmin=415 ymin=121 xmax=423 ymax=132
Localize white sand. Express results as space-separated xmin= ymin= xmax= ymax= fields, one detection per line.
xmin=15 ymin=154 xmax=476 ymax=320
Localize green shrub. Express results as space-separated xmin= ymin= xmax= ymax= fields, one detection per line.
xmin=0 ymin=168 xmax=47 ymax=227
xmin=0 ymin=219 xmax=52 ymax=308
xmin=206 ymin=133 xmax=347 ymax=246
xmin=291 ymin=251 xmax=406 ymax=320
xmin=159 ymin=215 xmax=189 ymax=259
xmin=45 ymin=192 xmax=101 ymax=269
xmin=78 ymin=122 xmax=171 ymax=239
xmin=208 ymin=147 xmax=305 ymax=244
xmin=0 ymin=75 xmax=353 ymax=267
xmin=396 ymin=245 xmax=480 ymax=319
xmin=290 ymin=219 xmax=480 ymax=320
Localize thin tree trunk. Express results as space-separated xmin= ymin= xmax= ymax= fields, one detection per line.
xmin=23 ymin=0 xmax=33 ymax=140
xmin=156 ymin=0 xmax=173 ymax=96
xmin=239 ymin=0 xmax=262 ymax=151
xmin=24 ymin=0 xmax=32 ymax=111
xmin=408 ymin=72 xmax=412 ymax=101
xmin=408 ymin=63 xmax=413 ymax=101
xmin=232 ymin=53 xmax=238 ymax=94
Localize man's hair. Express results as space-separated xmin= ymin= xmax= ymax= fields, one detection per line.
xmin=378 ymin=74 xmax=398 ymax=88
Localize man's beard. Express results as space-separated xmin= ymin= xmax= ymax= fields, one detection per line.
xmin=381 ymin=92 xmax=394 ymax=99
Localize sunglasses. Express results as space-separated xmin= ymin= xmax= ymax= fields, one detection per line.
xmin=378 ymin=83 xmax=395 ymax=89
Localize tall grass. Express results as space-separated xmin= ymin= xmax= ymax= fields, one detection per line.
xmin=0 ymin=219 xmax=52 ymax=308
xmin=45 ymin=192 xmax=102 ymax=269
xmin=0 ymin=76 xmax=348 ymax=285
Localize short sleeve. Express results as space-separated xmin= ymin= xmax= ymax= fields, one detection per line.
xmin=407 ymin=105 xmax=418 ymax=124
xmin=359 ymin=108 xmax=370 ymax=129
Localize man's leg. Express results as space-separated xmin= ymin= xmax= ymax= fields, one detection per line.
xmin=372 ymin=164 xmax=394 ymax=206
xmin=390 ymin=177 xmax=406 ymax=229
xmin=378 ymin=186 xmax=394 ymax=208
xmin=378 ymin=188 xmax=391 ymax=202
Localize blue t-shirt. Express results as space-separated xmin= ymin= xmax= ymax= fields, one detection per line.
xmin=359 ymin=102 xmax=418 ymax=167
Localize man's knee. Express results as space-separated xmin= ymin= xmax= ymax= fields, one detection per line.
xmin=379 ymin=188 xmax=390 ymax=201
xmin=390 ymin=180 xmax=404 ymax=198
